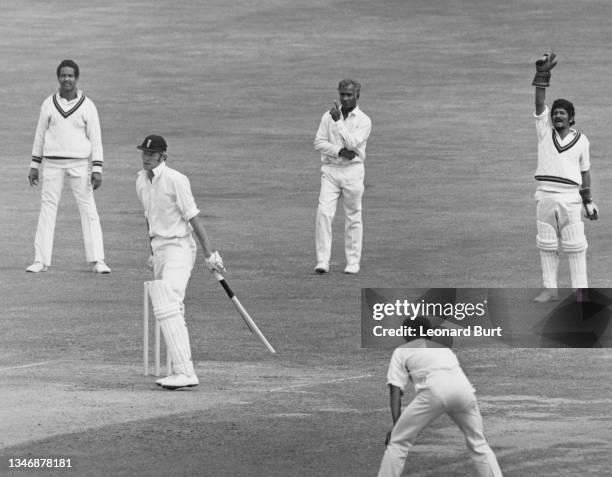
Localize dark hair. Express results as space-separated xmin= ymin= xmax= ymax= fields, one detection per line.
xmin=56 ymin=59 xmax=80 ymax=79
xmin=338 ymin=79 xmax=361 ymax=98
xmin=551 ymin=98 xmax=575 ymax=126
xmin=401 ymin=316 xmax=432 ymax=343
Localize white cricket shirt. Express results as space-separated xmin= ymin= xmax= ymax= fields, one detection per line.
xmin=314 ymin=105 xmax=372 ymax=166
xmin=534 ymin=106 xmax=590 ymax=193
xmin=136 ymin=162 xmax=200 ymax=239
xmin=386 ymin=339 xmax=474 ymax=393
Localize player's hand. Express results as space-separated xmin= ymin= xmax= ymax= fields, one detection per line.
xmin=584 ymin=201 xmax=599 ymax=220
xmin=28 ymin=167 xmax=39 ymax=187
xmin=147 ymin=254 xmax=154 ymax=271
xmin=329 ymin=100 xmax=341 ymax=121
xmin=535 ymin=52 xmax=557 ymax=72
xmin=205 ymin=251 xmax=226 ymax=275
xmin=338 ymin=147 xmax=356 ymax=160
xmin=91 ymin=172 xmax=102 ymax=190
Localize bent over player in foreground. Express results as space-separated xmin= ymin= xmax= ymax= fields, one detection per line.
xmin=531 ymin=53 xmax=598 ymax=303
xmin=377 ymin=318 xmax=502 ymax=477
xmin=136 ymin=135 xmax=225 ymax=390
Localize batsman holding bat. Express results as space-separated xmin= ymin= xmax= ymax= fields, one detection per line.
xmin=531 ymin=53 xmax=598 ymax=303
xmin=136 ymin=135 xmax=225 ymax=390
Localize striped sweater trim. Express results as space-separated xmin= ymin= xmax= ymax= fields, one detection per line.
xmin=92 ymin=161 xmax=103 ymax=168
xmin=535 ymin=175 xmax=580 ymax=186
xmin=53 ymin=93 xmax=86 ymax=118
xmin=43 ymin=156 xmax=88 ymax=160
xmin=31 ymin=156 xmax=42 ymax=164
xmin=552 ymin=130 xmax=581 ymax=153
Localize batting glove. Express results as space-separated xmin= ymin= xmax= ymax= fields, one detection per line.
xmin=205 ymin=251 xmax=226 ymax=274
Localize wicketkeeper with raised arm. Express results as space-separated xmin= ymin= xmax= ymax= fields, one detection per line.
xmin=531 ymin=53 xmax=598 ymax=303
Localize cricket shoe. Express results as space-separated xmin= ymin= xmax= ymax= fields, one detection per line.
xmin=26 ymin=262 xmax=48 ymax=273
xmin=155 ymin=375 xmax=173 ymax=386
xmin=343 ymin=264 xmax=360 ymax=274
xmin=92 ymin=261 xmax=111 ymax=274
xmin=314 ymin=262 xmax=329 ymax=274
xmin=533 ymin=289 xmax=558 ymax=303
xmin=159 ymin=374 xmax=199 ymax=390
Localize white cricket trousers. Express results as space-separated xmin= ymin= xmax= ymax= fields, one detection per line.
xmin=151 ymin=235 xmax=197 ymax=376
xmin=535 ymin=192 xmax=588 ymax=288
xmin=33 ymin=159 xmax=105 ymax=265
xmin=378 ymin=371 xmax=502 ymax=477
xmin=151 ymin=235 xmax=197 ymax=302
xmin=315 ymin=163 xmax=364 ymax=266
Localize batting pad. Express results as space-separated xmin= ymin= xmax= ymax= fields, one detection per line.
xmin=146 ymin=280 xmax=195 ymax=376
xmin=536 ymin=221 xmax=558 ymax=251
xmin=561 ymin=222 xmax=588 ymax=253
xmin=539 ymin=250 xmax=559 ymax=289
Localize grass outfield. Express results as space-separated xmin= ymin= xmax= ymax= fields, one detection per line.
xmin=1 ymin=1 xmax=612 ymax=476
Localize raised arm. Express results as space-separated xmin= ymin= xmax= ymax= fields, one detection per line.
xmin=532 ymin=53 xmax=557 ymax=115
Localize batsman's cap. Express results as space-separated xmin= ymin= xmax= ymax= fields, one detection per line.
xmin=137 ymin=135 xmax=167 ymax=152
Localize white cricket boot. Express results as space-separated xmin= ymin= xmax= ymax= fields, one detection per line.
xmin=92 ymin=261 xmax=111 ymax=274
xmin=533 ymin=288 xmax=559 ymax=303
xmin=26 ymin=262 xmax=48 ymax=273
xmin=158 ymin=374 xmax=199 ymax=390
xmin=344 ymin=263 xmax=360 ymax=274
xmin=314 ymin=262 xmax=329 ymax=274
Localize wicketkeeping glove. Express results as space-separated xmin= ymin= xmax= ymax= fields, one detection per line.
xmin=580 ymin=187 xmax=599 ymax=220
xmin=584 ymin=201 xmax=599 ymax=220
xmin=532 ymin=52 xmax=557 ymax=88
xmin=205 ymin=251 xmax=226 ymax=274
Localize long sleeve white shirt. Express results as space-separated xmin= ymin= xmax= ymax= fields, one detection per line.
xmin=534 ymin=105 xmax=589 ymax=192
xmin=314 ymin=105 xmax=371 ymax=166
xmin=31 ymin=90 xmax=104 ymax=173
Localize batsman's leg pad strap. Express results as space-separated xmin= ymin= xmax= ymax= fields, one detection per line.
xmin=146 ymin=280 xmax=182 ymax=319
xmin=536 ymin=221 xmax=558 ymax=251
xmin=560 ymin=222 xmax=588 ymax=253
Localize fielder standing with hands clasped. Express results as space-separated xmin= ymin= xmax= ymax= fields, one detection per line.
xmin=27 ymin=59 xmax=111 ymax=274
xmin=531 ymin=53 xmax=598 ymax=303
xmin=314 ymin=79 xmax=371 ymax=274
xmin=377 ymin=317 xmax=503 ymax=477
xmin=136 ymin=135 xmax=225 ymax=390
